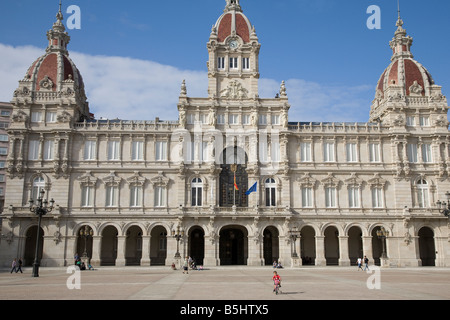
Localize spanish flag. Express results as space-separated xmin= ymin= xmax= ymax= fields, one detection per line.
xmin=234 ymin=173 xmax=239 ymax=190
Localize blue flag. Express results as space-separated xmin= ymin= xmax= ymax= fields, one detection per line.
xmin=245 ymin=182 xmax=257 ymax=195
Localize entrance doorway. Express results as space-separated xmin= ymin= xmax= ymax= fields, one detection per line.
xmin=263 ymin=227 xmax=279 ymax=265
xmin=189 ymin=227 xmax=205 ymax=266
xmin=24 ymin=226 xmax=44 ymax=267
xmin=100 ymin=226 xmax=118 ymax=266
xmin=219 ymin=226 xmax=247 ymax=265
xmin=324 ymin=226 xmax=339 ymax=265
xmin=348 ymin=226 xmax=363 ymax=265
xmin=418 ymin=227 xmax=436 ymax=266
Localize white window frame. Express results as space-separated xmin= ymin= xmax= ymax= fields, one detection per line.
xmin=348 ymin=186 xmax=360 ymax=208
xmin=421 ymin=143 xmax=432 ymax=163
xmin=369 ymin=143 xmax=380 ymax=162
xmin=301 ymin=187 xmax=313 ymax=208
xmin=242 ymin=57 xmax=250 ymax=70
xmin=191 ymin=178 xmax=203 ymax=207
xmin=371 ymin=187 xmax=383 ymax=208
xmin=229 ymin=57 xmax=238 ymax=69
xmin=407 ymin=143 xmax=418 ymax=163
xmin=28 ymin=140 xmax=39 ymax=160
xmin=154 ymin=186 xmax=166 ymax=207
xmin=43 ymin=140 xmax=54 ymax=160
xmin=81 ymin=186 xmax=94 ymax=207
xmin=325 ymin=186 xmax=336 ymax=208
xmin=84 ymin=140 xmax=97 ymax=160
xmin=46 ymin=112 xmax=57 ymax=123
xmin=130 ymin=185 xmax=143 ymax=207
xmin=132 ymin=141 xmax=144 ymax=161
xmin=105 ymin=185 xmax=118 ymax=207
xmin=346 ymin=143 xmax=357 ymax=162
xmin=108 ymin=140 xmax=120 ymax=161
xmin=323 ymin=142 xmax=335 ymax=162
xmin=31 ymin=112 xmax=43 ymax=123
xmin=300 ymin=142 xmax=312 ymax=162
xmin=155 ymin=141 xmax=167 ymax=161
xmin=265 ymin=178 xmax=276 ymax=207
xmin=218 ymin=57 xmax=225 ymax=70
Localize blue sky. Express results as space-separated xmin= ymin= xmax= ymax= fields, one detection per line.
xmin=0 ymin=0 xmax=449 ymax=122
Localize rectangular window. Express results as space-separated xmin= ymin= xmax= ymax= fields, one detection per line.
xmin=421 ymin=143 xmax=432 ymax=163
xmin=81 ymin=186 xmax=94 ymax=207
xmin=300 ymin=142 xmax=311 ymax=162
xmin=229 ymin=114 xmax=239 ymax=124
xmin=406 ymin=116 xmax=415 ymax=126
xmin=325 ymin=187 xmax=336 ymax=208
xmin=43 ymin=140 xmax=54 ymax=160
xmin=31 ymin=112 xmax=42 ymax=123
xmin=348 ymin=186 xmax=360 ymax=208
xmin=229 ymin=57 xmax=238 ymax=69
xmin=258 ymin=115 xmax=267 ymax=125
xmin=242 ymin=114 xmax=250 ymax=125
xmin=0 ymin=161 xmax=5 ymax=168
xmin=200 ymin=141 xmax=208 ymax=162
xmin=0 ymin=134 xmax=8 ymax=142
xmin=155 ymin=141 xmax=167 ymax=161
xmin=130 ymin=186 xmax=142 ymax=207
xmin=242 ymin=57 xmax=250 ymax=70
xmin=154 ymin=186 xmax=166 ymax=207
xmin=417 ymin=188 xmax=429 ymax=208
xmin=218 ymin=57 xmax=225 ymax=70
xmin=369 ymin=143 xmax=380 ymax=162
xmin=28 ymin=140 xmax=39 ymax=160
xmin=301 ymin=187 xmax=313 ymax=207
xmin=259 ymin=141 xmax=268 ymax=162
xmin=372 ymin=188 xmax=383 ymax=208
xmin=105 ymin=186 xmax=118 ymax=207
xmin=0 ymin=174 xmax=5 ymax=182
xmin=84 ymin=140 xmax=96 ymax=160
xmin=0 ymin=147 xmax=7 ymax=155
xmin=187 ymin=114 xmax=195 ymax=124
xmin=323 ymin=142 xmax=335 ymax=162
xmin=271 ymin=115 xmax=280 ymax=125
xmin=217 ymin=114 xmax=225 ymax=124
xmin=132 ymin=141 xmax=144 ymax=161
xmin=0 ymin=187 xmax=3 ymax=196
xmin=0 ymin=122 xmax=8 ymax=129
xmin=46 ymin=112 xmax=57 ymax=123
xmin=407 ymin=143 xmax=418 ymax=163
xmin=271 ymin=141 xmax=280 ymax=162
xmin=346 ymin=143 xmax=357 ymax=162
xmin=108 ymin=140 xmax=120 ymax=160
xmin=419 ymin=116 xmax=430 ymax=126
xmin=0 ymin=110 xmax=10 ymax=117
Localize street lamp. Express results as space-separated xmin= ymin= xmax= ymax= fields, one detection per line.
xmin=79 ymin=225 xmax=93 ymax=261
xmin=289 ymin=227 xmax=301 ymax=258
xmin=376 ymin=226 xmax=389 ymax=259
xmin=436 ymin=191 xmax=450 ymax=217
xmin=172 ymin=225 xmax=184 ymax=258
xmin=29 ymin=189 xmax=55 ymax=277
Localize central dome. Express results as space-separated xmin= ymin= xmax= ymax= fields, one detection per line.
xmin=215 ymin=0 xmax=252 ymax=44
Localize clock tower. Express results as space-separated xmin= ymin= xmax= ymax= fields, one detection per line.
xmin=207 ymin=0 xmax=261 ymax=99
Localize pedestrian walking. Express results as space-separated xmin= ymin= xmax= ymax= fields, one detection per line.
xmin=363 ymin=255 xmax=370 ymax=271
xmin=16 ymin=258 xmax=23 ymax=273
xmin=10 ymin=258 xmax=17 ymax=274
xmin=357 ymin=257 xmax=363 ymax=271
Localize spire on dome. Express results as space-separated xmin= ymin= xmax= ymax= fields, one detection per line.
xmin=389 ymin=0 xmax=413 ymax=61
xmin=46 ymin=1 xmax=70 ymax=53
xmin=224 ymin=0 xmax=242 ymax=13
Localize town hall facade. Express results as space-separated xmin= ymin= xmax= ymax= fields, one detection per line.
xmin=1 ymin=0 xmax=449 ymax=268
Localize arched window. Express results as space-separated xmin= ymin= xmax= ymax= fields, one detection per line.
xmin=417 ymin=179 xmax=429 ymax=208
xmin=265 ymin=178 xmax=276 ymax=207
xmin=191 ymin=178 xmax=203 ymax=206
xmin=32 ymin=176 xmax=45 ymax=201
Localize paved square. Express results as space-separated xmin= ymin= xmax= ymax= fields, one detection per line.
xmin=1 ymin=266 xmax=450 ymax=300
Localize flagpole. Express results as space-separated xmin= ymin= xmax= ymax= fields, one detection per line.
xmin=231 ymin=163 xmax=237 ymax=207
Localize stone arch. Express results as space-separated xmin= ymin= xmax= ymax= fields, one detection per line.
xmin=347 ymin=225 xmax=363 ymax=265
xmin=324 ymin=225 xmax=339 ymax=265
xmin=100 ymin=225 xmax=119 ymax=266
xmin=150 ymin=224 xmax=168 ymax=266
xmin=418 ymin=226 xmax=436 ymax=266
xmin=300 ymin=225 xmax=316 ymax=265
xmin=218 ymin=224 xmax=248 ymax=265
xmin=187 ymin=225 xmax=205 ymax=266
xmin=263 ymin=225 xmax=279 ymax=265
xmin=125 ymin=225 xmax=144 ymax=266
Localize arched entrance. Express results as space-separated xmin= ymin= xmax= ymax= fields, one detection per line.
xmin=219 ymin=146 xmax=248 ymax=207
xmin=76 ymin=225 xmax=93 ymax=261
xmin=189 ymin=227 xmax=205 ymax=266
xmin=219 ymin=226 xmax=247 ymax=265
xmin=150 ymin=226 xmax=167 ymax=266
xmin=418 ymin=227 xmax=436 ymax=266
xmin=263 ymin=226 xmax=279 ymax=265
xmin=324 ymin=226 xmax=339 ymax=265
xmin=100 ymin=226 xmax=118 ymax=266
xmin=371 ymin=227 xmax=384 ymax=266
xmin=126 ymin=226 xmax=143 ymax=266
xmin=348 ymin=226 xmax=363 ymax=265
xmin=24 ymin=226 xmax=44 ymax=267
xmin=300 ymin=226 xmax=315 ymax=265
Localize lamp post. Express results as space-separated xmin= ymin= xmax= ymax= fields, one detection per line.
xmin=79 ymin=225 xmax=93 ymax=262
xmin=436 ymin=191 xmax=450 ymax=217
xmin=29 ymin=189 xmax=55 ymax=277
xmin=172 ymin=226 xmax=184 ymax=258
xmin=376 ymin=227 xmax=389 ymax=259
xmin=289 ymin=227 xmax=301 ymax=258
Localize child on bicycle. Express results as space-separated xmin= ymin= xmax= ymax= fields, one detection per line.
xmin=272 ymin=271 xmax=281 ymax=292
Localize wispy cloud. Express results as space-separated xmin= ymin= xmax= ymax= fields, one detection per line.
xmin=0 ymin=43 xmax=373 ymax=122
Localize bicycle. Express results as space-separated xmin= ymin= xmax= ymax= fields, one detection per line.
xmin=273 ymin=279 xmax=282 ymax=295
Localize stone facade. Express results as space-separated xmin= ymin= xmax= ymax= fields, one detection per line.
xmin=0 ymin=0 xmax=449 ymax=268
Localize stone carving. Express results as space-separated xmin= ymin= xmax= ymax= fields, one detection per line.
xmin=39 ymin=75 xmax=54 ymax=90
xmin=220 ymin=80 xmax=248 ymax=99
xmin=409 ymin=80 xmax=423 ymax=96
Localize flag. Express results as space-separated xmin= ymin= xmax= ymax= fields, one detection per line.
xmin=245 ymin=182 xmax=257 ymax=195
xmin=234 ymin=173 xmax=239 ymax=190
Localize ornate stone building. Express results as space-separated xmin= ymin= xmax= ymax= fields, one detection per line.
xmin=0 ymin=0 xmax=449 ymax=268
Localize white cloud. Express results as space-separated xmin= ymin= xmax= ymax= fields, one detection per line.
xmin=0 ymin=43 xmax=373 ymax=122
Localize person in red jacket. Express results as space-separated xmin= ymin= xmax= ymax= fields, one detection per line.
xmin=272 ymin=271 xmax=281 ymax=293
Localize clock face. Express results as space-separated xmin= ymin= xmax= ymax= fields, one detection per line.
xmin=229 ymin=40 xmax=239 ymax=49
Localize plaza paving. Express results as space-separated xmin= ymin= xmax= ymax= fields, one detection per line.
xmin=0 ymin=265 xmax=449 ymax=301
